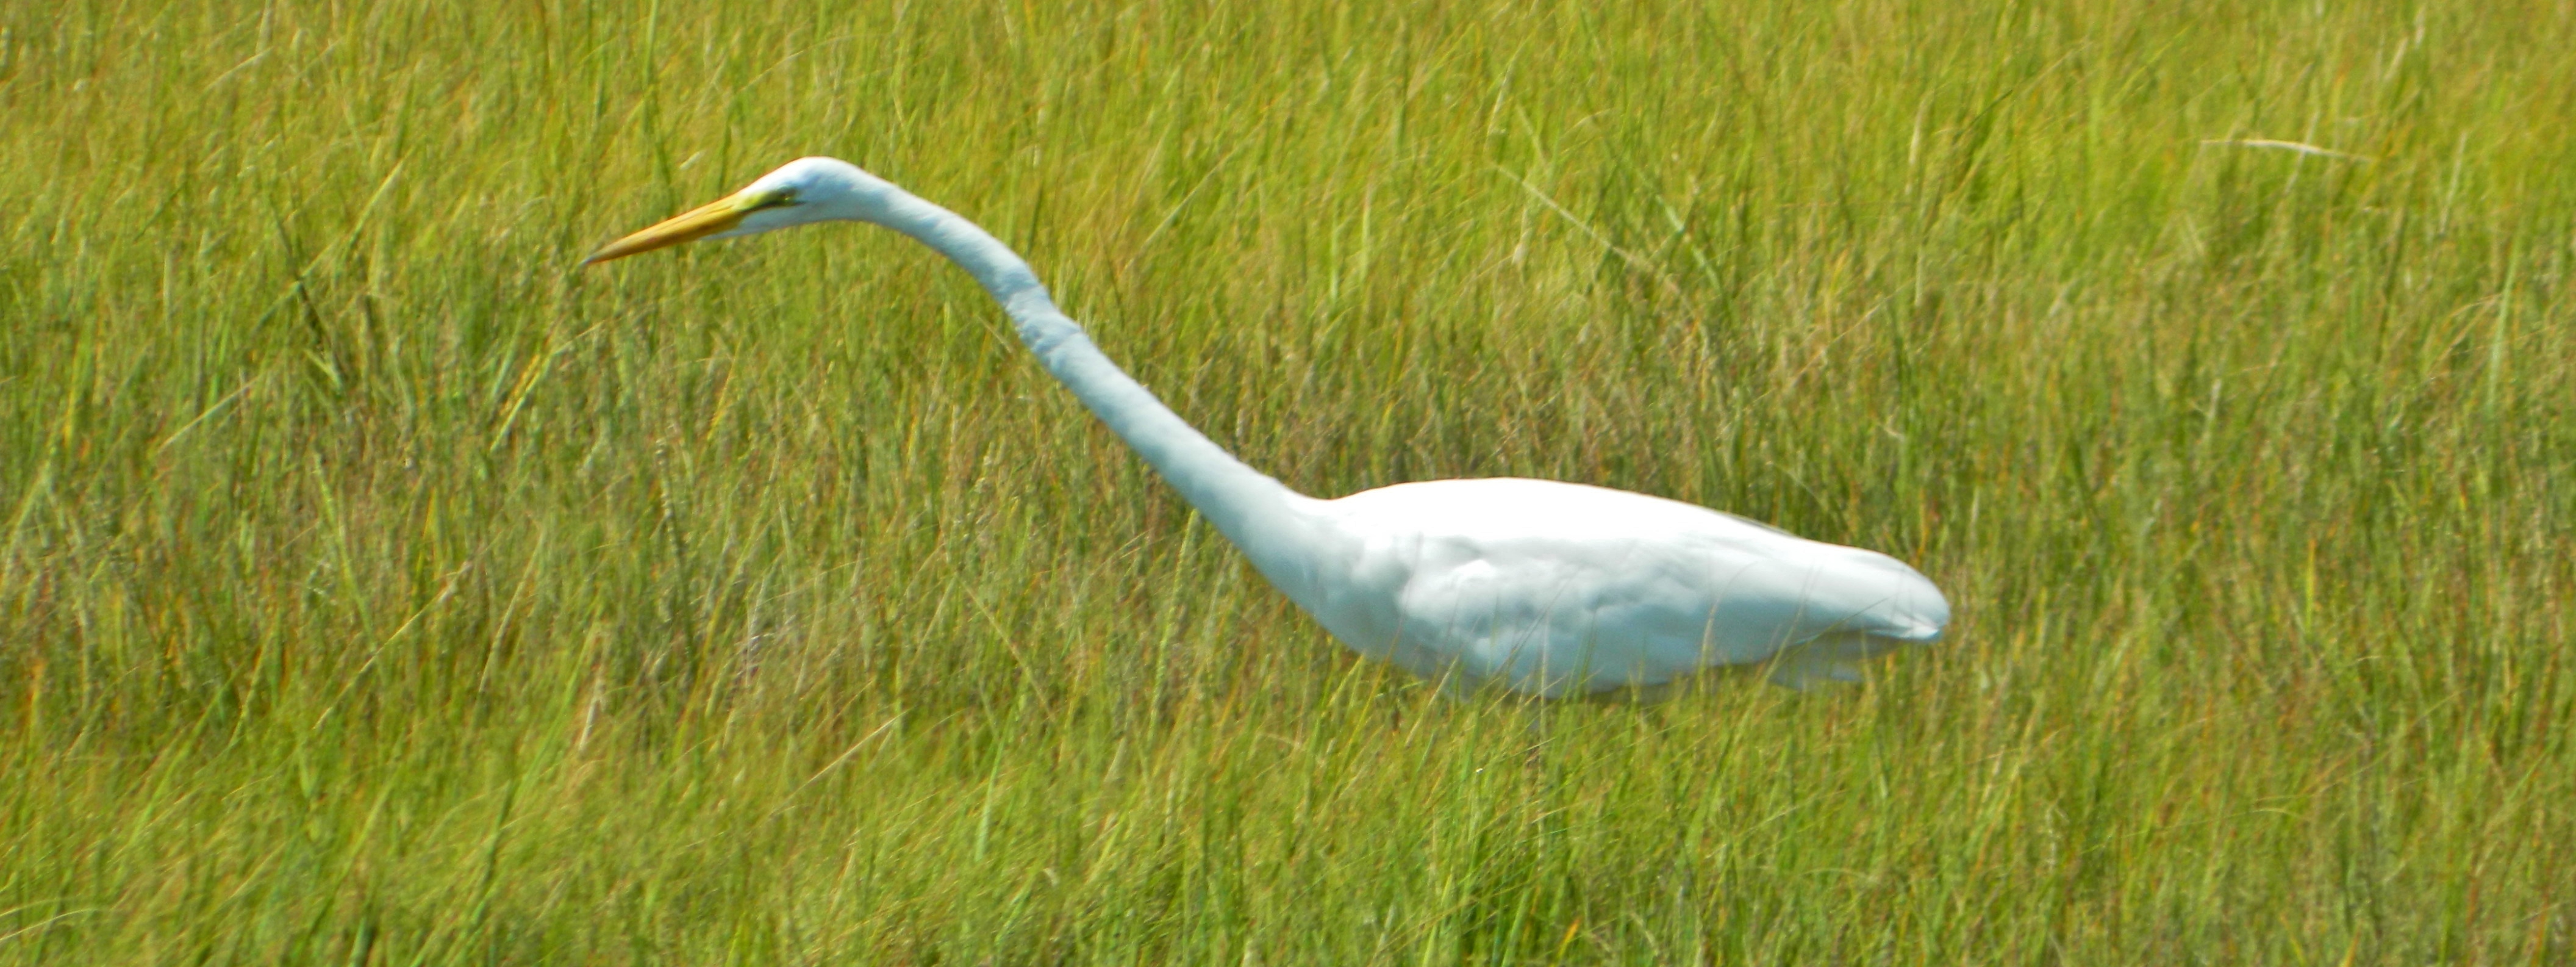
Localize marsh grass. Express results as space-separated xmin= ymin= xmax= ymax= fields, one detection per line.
xmin=2 ymin=0 xmax=2572 ymax=962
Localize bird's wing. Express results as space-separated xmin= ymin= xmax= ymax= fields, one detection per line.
xmin=1330 ymin=479 xmax=1947 ymax=696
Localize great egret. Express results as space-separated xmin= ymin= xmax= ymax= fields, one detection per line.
xmin=585 ymin=157 xmax=1948 ymax=697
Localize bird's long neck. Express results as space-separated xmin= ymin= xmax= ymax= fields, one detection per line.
xmin=864 ymin=189 xmax=1332 ymax=597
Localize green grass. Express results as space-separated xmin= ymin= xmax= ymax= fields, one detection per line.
xmin=4 ymin=0 xmax=2572 ymax=961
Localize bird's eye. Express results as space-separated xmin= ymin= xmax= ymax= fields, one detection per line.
xmin=751 ymin=189 xmax=798 ymax=210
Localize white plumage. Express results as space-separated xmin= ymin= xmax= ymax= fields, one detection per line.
xmin=1312 ymin=479 xmax=1944 ymax=694
xmin=587 ymin=157 xmax=1950 ymax=698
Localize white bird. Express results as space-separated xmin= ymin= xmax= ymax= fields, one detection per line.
xmin=585 ymin=157 xmax=1949 ymax=697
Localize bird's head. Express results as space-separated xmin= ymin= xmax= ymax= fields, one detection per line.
xmin=582 ymin=157 xmax=890 ymax=265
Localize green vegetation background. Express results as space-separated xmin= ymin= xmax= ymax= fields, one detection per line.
xmin=3 ymin=0 xmax=2571 ymax=962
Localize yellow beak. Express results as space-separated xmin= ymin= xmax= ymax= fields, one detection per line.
xmin=582 ymin=190 xmax=762 ymax=265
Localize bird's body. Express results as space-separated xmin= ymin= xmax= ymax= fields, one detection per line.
xmin=587 ymin=157 xmax=1948 ymax=697
xmin=1303 ymin=478 xmax=1944 ymax=695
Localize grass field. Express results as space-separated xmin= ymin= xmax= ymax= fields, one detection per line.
xmin=4 ymin=0 xmax=2573 ymax=962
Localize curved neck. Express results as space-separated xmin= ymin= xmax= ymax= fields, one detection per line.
xmin=860 ymin=189 xmax=1329 ymax=594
